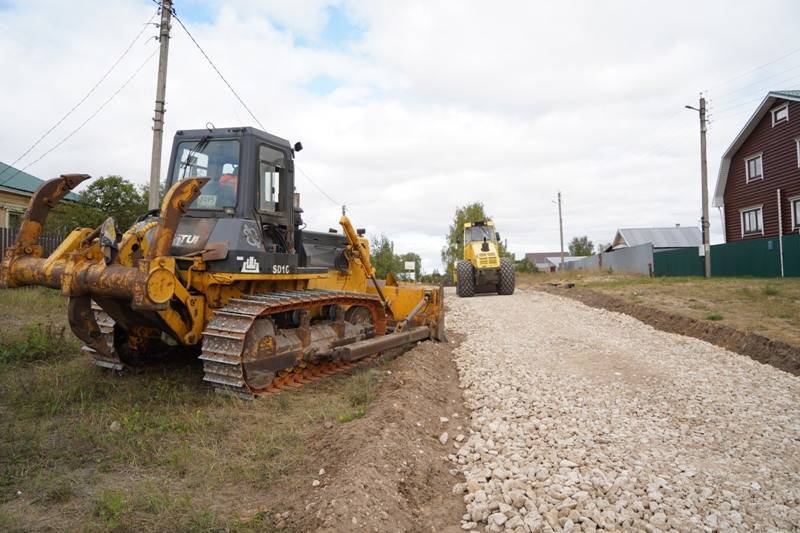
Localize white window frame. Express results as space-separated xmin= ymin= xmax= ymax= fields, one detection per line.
xmin=789 ymin=196 xmax=800 ymax=231
xmin=739 ymin=204 xmax=764 ymax=237
xmin=795 ymin=138 xmax=800 ymax=168
xmin=772 ymin=103 xmax=789 ymax=126
xmin=745 ymin=153 xmax=764 ymax=183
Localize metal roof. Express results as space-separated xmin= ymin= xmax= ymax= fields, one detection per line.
xmin=713 ymin=90 xmax=800 ymax=207
xmin=0 ymin=162 xmax=79 ymax=201
xmin=525 ymin=252 xmax=563 ymax=264
xmin=545 ymin=255 xmax=584 ymax=265
xmin=614 ymin=227 xmax=701 ymax=249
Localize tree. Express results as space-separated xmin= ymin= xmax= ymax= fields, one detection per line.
xmin=47 ymin=175 xmax=148 ymax=234
xmin=370 ymin=234 xmax=403 ymax=279
xmin=515 ymin=257 xmax=537 ymax=273
xmin=441 ymin=202 xmax=489 ymax=277
xmin=568 ymin=235 xmax=594 ymax=256
xmin=420 ymin=269 xmax=445 ymax=284
xmin=399 ymin=252 xmax=422 ymax=280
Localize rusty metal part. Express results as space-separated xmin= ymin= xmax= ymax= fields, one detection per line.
xmin=0 ymin=174 xmax=90 ymax=287
xmin=199 ymin=289 xmax=398 ymax=397
xmin=337 ymin=325 xmax=430 ymax=362
xmin=147 ymin=177 xmax=208 ymax=260
xmin=82 ymin=303 xmax=124 ymax=370
xmin=68 ymin=295 xmax=113 ymax=357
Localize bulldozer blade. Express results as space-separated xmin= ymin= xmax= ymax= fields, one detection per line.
xmin=337 ymin=325 xmax=431 ymax=362
xmin=68 ymin=295 xmax=112 ymax=357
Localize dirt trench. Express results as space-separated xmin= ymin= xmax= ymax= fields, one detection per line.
xmin=288 ymin=334 xmax=467 ymax=533
xmin=543 ymin=285 xmax=800 ymax=377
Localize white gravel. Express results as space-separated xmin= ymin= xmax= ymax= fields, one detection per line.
xmin=447 ymin=288 xmax=800 ymax=532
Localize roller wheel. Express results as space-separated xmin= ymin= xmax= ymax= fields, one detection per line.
xmin=497 ymin=258 xmax=515 ymax=295
xmin=456 ymin=260 xmax=475 ymax=298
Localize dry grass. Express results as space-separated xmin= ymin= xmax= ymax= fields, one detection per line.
xmin=519 ymin=272 xmax=800 ymax=348
xmin=0 ymin=288 xmax=384 ymax=532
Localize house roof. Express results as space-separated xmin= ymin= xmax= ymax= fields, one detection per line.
xmin=0 ymin=162 xmax=79 ymax=201
xmin=525 ymin=252 xmax=563 ymax=264
xmin=713 ymin=90 xmax=800 ymax=207
xmin=613 ymin=227 xmax=701 ymax=249
xmin=545 ymin=255 xmax=584 ymax=265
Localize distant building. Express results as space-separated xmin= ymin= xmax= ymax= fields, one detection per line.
xmin=524 ymin=251 xmax=563 ymax=272
xmin=0 ymin=162 xmax=78 ymax=228
xmin=713 ymin=90 xmax=800 ymax=242
xmin=608 ymin=226 xmax=701 ymax=252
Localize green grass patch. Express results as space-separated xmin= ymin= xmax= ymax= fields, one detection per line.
xmin=762 ymin=284 xmax=780 ymax=296
xmin=338 ymin=408 xmax=366 ymax=423
xmin=706 ymin=312 xmax=723 ymax=321
xmin=0 ymin=323 xmax=74 ymax=365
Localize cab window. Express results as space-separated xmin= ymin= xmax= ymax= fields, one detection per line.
xmin=259 ymin=145 xmax=285 ymax=212
xmin=172 ymin=139 xmax=240 ymax=210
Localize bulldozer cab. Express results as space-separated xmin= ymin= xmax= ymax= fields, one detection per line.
xmin=167 ymin=127 xmax=295 ymax=225
xmin=164 ymin=127 xmax=310 ymax=274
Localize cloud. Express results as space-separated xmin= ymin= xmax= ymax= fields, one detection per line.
xmin=1 ymin=0 xmax=800 ymax=273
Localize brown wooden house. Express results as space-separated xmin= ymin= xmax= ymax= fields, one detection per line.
xmin=713 ymin=90 xmax=800 ymax=242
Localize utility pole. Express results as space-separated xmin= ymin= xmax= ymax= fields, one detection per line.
xmin=148 ymin=0 xmax=173 ymax=210
xmin=686 ymin=95 xmax=711 ymax=278
xmin=557 ymin=191 xmax=565 ymax=270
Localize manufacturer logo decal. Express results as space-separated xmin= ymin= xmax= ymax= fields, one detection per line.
xmin=241 ymin=256 xmax=260 ymax=273
xmin=242 ymin=224 xmax=262 ymax=247
xmin=173 ymin=234 xmax=200 ymax=246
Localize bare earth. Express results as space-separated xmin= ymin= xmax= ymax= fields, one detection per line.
xmin=447 ymin=288 xmax=800 ymax=532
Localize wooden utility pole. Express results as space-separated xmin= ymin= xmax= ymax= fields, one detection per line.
xmin=687 ymin=96 xmax=711 ymax=278
xmin=557 ymin=191 xmax=565 ymax=270
xmin=148 ymin=0 xmax=173 ymax=209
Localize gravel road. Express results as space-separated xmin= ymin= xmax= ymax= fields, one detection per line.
xmin=447 ymin=288 xmax=800 ymax=532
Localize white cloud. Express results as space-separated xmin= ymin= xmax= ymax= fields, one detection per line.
xmin=1 ymin=0 xmax=799 ymax=273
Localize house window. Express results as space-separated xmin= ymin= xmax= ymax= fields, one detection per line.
xmin=772 ymin=104 xmax=789 ymax=126
xmin=792 ymin=198 xmax=800 ymax=231
xmin=740 ymin=206 xmax=763 ymax=236
xmin=745 ymin=154 xmax=763 ymax=182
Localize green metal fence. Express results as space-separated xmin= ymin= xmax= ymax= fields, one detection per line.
xmin=653 ymin=234 xmax=800 ymax=277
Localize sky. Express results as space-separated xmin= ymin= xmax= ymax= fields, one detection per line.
xmin=1 ymin=0 xmax=800 ymax=273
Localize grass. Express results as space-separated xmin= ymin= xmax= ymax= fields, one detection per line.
xmin=0 ymin=288 xmax=384 ymax=531
xmin=519 ymin=272 xmax=800 ymax=347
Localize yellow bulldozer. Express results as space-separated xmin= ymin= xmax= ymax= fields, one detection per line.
xmin=0 ymin=126 xmax=445 ymax=398
xmin=453 ymin=219 xmax=515 ymax=297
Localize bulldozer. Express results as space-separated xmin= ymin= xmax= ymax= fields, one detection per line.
xmin=0 ymin=126 xmax=445 ymax=398
xmin=453 ymin=220 xmax=514 ymax=297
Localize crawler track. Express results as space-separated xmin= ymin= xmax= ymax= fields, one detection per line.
xmin=199 ymin=289 xmax=387 ymax=398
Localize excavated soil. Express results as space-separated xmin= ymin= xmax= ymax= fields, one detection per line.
xmin=289 ymin=334 xmax=468 ymax=533
xmin=544 ymin=286 xmax=800 ymax=377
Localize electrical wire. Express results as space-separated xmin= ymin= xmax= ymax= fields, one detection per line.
xmin=0 ymin=49 xmax=157 ymax=186
xmin=0 ymin=10 xmax=158 ymax=185
xmin=171 ymin=12 xmax=266 ymax=131
xmin=707 ymin=45 xmax=800 ymax=91
xmin=170 ymin=6 xmax=343 ymax=209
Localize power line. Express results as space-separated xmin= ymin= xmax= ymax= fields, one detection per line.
xmin=296 ymin=166 xmax=340 ymax=206
xmin=0 ymin=10 xmax=158 ymax=183
xmin=170 ymin=7 xmax=343 ymax=209
xmin=708 ymin=45 xmax=800 ymax=90
xmin=0 ymin=49 xmax=157 ymax=187
xmin=171 ymin=11 xmax=266 ymax=131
